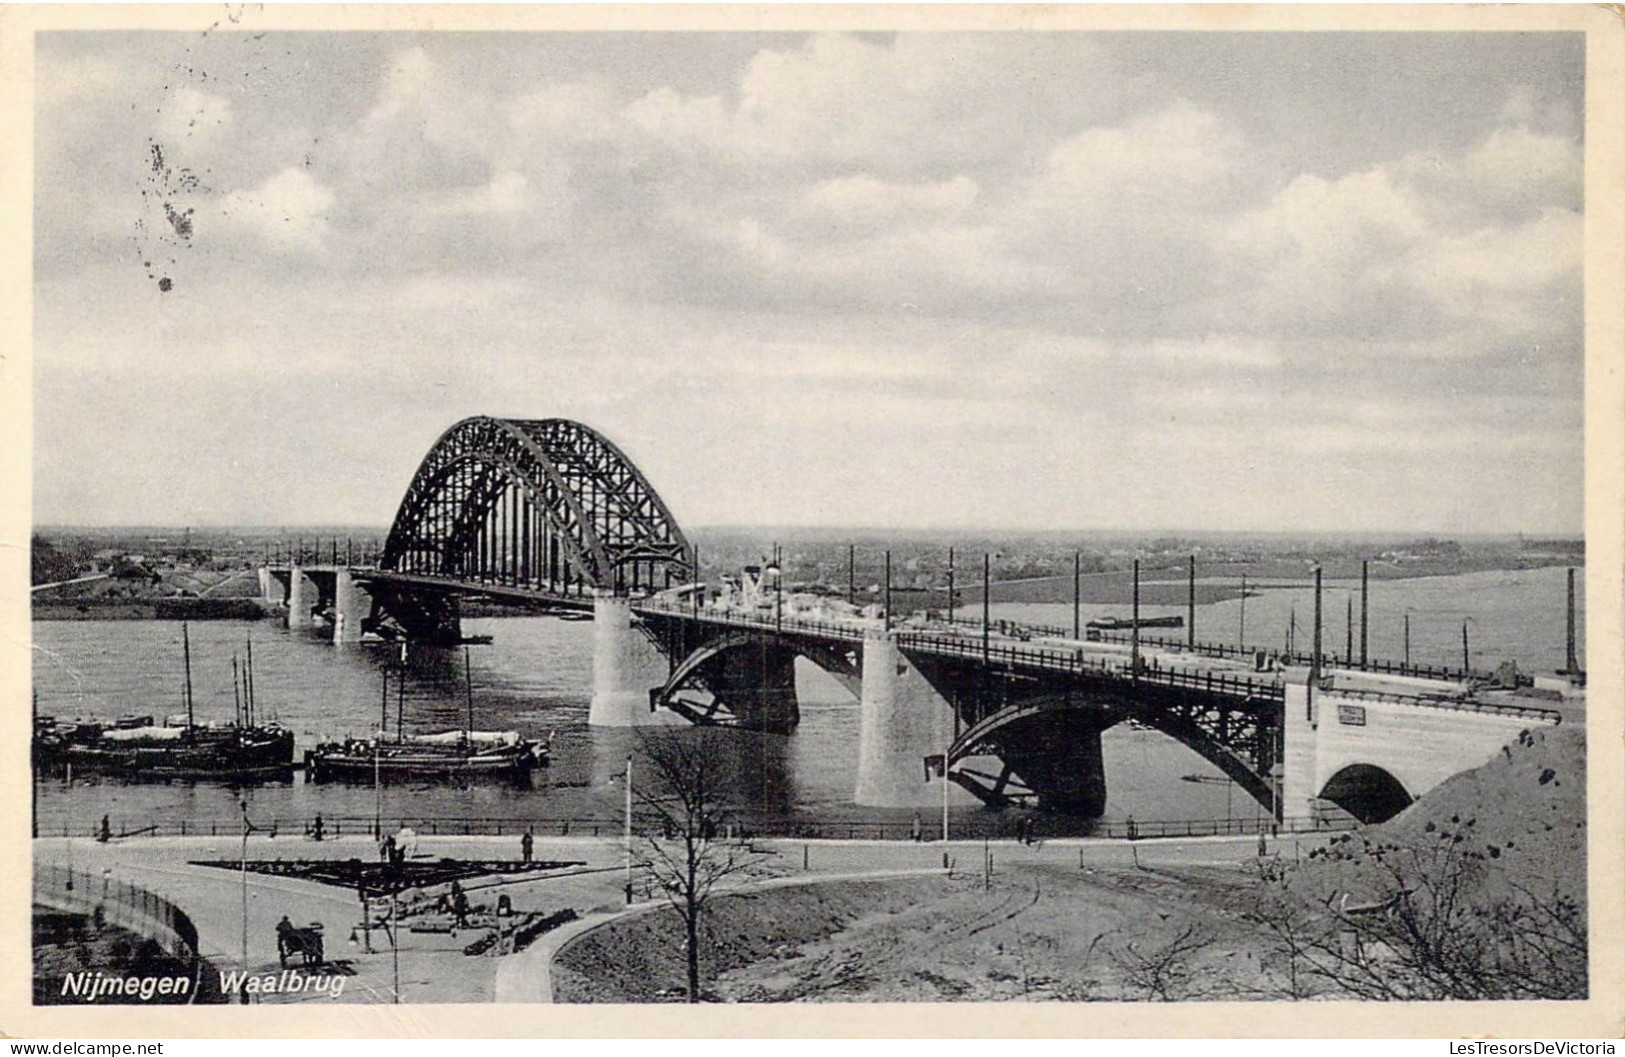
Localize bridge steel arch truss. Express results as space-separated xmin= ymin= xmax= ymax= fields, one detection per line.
xmin=914 ymin=654 xmax=1285 ymax=817
xmin=635 ymin=612 xmax=862 ymax=732
xmin=374 ymin=417 xmax=692 ymax=639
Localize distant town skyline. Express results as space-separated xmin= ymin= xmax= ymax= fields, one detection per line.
xmin=33 ymin=27 xmax=1586 ymax=534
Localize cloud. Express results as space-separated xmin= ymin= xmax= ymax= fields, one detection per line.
xmin=157 ymin=85 xmax=233 ymax=143
xmin=30 ymin=33 xmax=1587 ymax=533
xmin=219 ymin=167 xmax=335 ymax=251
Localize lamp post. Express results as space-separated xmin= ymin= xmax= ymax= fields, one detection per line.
xmin=624 ymin=755 xmax=634 ymax=905
xmin=373 ymin=727 xmax=383 ymax=842
xmin=352 ymin=879 xmax=400 ymax=1002
xmin=390 ymin=891 xmax=400 ymax=1003
xmin=239 ymin=799 xmax=251 ymax=985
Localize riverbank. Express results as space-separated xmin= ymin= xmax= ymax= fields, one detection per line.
xmin=963 ymin=556 xmax=1582 ymax=606
xmin=32 ymin=598 xmax=269 ymax=621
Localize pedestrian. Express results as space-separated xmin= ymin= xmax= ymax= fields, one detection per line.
xmin=380 ymin=833 xmax=395 ymax=862
xmin=520 ymin=829 xmax=533 ymax=863
xmin=449 ymin=880 xmax=470 ymax=928
xmin=911 ymin=812 xmax=922 ymax=843
xmin=97 ymin=815 xmax=111 ymax=843
xmin=311 ymin=814 xmax=325 ymax=842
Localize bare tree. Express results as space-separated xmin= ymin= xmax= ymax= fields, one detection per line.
xmin=1109 ymin=922 xmax=1215 ymax=1001
xmin=1247 ymin=825 xmax=1587 ymax=1001
xmin=633 ymin=729 xmax=773 ymax=1003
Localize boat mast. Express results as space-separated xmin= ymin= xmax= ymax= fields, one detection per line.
xmin=233 ymin=656 xmax=242 ymax=727
xmin=182 ymin=623 xmax=195 ymax=730
xmin=245 ymin=637 xmax=257 ymax=727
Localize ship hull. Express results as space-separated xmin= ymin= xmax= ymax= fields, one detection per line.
xmin=36 ymin=723 xmax=295 ymax=783
xmin=303 ymin=743 xmax=544 ymax=785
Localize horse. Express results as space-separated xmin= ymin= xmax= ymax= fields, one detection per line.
xmin=276 ymin=918 xmax=325 ymax=967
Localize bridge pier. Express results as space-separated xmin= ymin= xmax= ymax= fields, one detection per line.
xmin=590 ymin=594 xmax=649 ymax=726
xmin=331 ymin=568 xmax=369 ymax=645
xmin=285 ymin=564 xmax=315 ymax=629
xmin=855 ymin=631 xmax=953 ymax=808
xmin=589 ymin=593 xmax=682 ymax=727
xmin=257 ymin=566 xmax=278 ymax=606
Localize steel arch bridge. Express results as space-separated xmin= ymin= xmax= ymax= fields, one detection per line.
xmin=366 ymin=417 xmax=693 ymax=640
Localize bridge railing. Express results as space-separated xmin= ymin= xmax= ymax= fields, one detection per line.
xmin=34 ymin=863 xmax=204 ymax=981
xmin=895 ymin=633 xmax=1287 ymax=703
xmin=635 ymin=601 xmax=869 ymax=642
xmin=1089 ymin=630 xmax=1483 ymax=682
xmin=907 ymin=617 xmax=1485 ymax=684
xmin=1317 ymin=684 xmax=1562 ymax=723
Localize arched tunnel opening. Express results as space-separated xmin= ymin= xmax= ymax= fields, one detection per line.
xmin=1318 ymin=763 xmax=1414 ymax=824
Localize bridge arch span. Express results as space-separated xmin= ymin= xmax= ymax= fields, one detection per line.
xmin=643 ymin=625 xmax=861 ymax=732
xmin=1317 ymin=763 xmax=1414 ymax=824
xmin=946 ymin=689 xmax=1278 ymax=815
xmin=373 ymin=418 xmax=692 ymax=639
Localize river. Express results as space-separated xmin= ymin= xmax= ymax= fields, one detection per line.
xmin=31 ymin=565 xmax=1583 ymax=838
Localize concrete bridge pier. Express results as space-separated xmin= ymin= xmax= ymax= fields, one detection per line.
xmin=589 ymin=593 xmax=682 ymax=727
xmin=257 ymin=566 xmax=278 ymax=606
xmin=285 ymin=564 xmax=315 ymax=629
xmin=331 ymin=568 xmax=369 ymax=645
xmin=855 ymin=631 xmax=953 ymax=808
xmin=590 ymin=593 xmax=648 ymax=726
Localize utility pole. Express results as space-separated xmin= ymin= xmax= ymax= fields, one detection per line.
xmin=1566 ymin=567 xmax=1578 ymax=675
xmin=1309 ymin=566 xmax=1323 ymax=722
xmin=1187 ymin=554 xmax=1196 ymax=646
xmin=1131 ymin=559 xmax=1141 ymax=684
xmin=1239 ymin=574 xmax=1247 ymax=652
xmin=1345 ymin=596 xmax=1353 ymax=665
xmin=847 ymin=544 xmax=855 ymax=607
xmin=883 ymin=550 xmax=891 ymax=632
xmin=947 ymin=547 xmax=956 ymax=625
xmin=1404 ymin=612 xmax=1411 ymax=666
xmin=982 ymin=553 xmax=991 ymax=666
xmin=1359 ymin=560 xmax=1369 ymax=669
xmin=1073 ymin=552 xmax=1081 ymax=641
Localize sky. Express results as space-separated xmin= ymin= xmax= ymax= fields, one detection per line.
xmin=31 ymin=29 xmax=1586 ymax=534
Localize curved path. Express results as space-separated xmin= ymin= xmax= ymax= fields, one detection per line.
xmin=36 ymin=830 xmax=1329 ymax=1004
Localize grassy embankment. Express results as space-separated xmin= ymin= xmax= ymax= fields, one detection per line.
xmin=553 ymin=724 xmax=1586 ymax=1002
